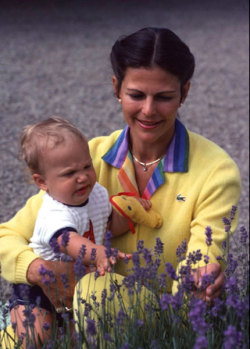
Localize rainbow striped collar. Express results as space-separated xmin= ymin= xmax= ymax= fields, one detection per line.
xmin=102 ymin=119 xmax=189 ymax=198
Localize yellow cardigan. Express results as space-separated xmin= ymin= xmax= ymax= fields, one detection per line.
xmin=0 ymin=128 xmax=241 ymax=292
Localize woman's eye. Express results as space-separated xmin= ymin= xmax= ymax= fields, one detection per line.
xmin=129 ymin=94 xmax=144 ymax=100
xmin=156 ymin=95 xmax=172 ymax=101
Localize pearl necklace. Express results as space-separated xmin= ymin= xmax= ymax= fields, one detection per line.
xmin=132 ymin=153 xmax=162 ymax=172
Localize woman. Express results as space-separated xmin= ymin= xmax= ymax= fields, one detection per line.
xmin=0 ymin=27 xmax=241 ymax=339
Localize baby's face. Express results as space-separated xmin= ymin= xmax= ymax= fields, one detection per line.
xmin=41 ymin=136 xmax=96 ymax=206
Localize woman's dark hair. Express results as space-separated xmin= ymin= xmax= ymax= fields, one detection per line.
xmin=110 ymin=27 xmax=195 ymax=97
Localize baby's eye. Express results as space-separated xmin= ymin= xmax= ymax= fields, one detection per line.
xmin=64 ymin=171 xmax=75 ymax=177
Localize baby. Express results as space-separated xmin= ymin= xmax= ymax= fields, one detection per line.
xmin=10 ymin=116 xmax=151 ymax=347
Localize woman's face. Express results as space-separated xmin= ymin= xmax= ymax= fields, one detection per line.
xmin=113 ymin=66 xmax=190 ymax=147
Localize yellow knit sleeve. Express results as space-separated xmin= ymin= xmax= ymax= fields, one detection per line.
xmin=0 ymin=190 xmax=44 ymax=284
xmin=172 ymin=156 xmax=241 ymax=294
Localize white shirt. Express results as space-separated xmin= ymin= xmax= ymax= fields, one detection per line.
xmin=29 ymin=182 xmax=112 ymax=260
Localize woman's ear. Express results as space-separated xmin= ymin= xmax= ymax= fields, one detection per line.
xmin=181 ymin=81 xmax=191 ymax=104
xmin=112 ymin=75 xmax=119 ymax=98
xmin=33 ymin=174 xmax=48 ymax=191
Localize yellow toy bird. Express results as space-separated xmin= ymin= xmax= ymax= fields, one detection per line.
xmin=110 ymin=192 xmax=163 ymax=234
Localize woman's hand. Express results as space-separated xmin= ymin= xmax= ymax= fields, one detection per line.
xmin=192 ymin=263 xmax=225 ymax=302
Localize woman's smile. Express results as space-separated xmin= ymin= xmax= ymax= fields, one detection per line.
xmin=136 ymin=119 xmax=163 ymax=129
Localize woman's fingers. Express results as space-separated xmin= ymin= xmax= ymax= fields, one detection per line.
xmin=136 ymin=197 xmax=152 ymax=211
xmin=192 ymin=263 xmax=224 ymax=302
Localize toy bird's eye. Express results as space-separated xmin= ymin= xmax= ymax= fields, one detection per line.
xmin=127 ymin=206 xmax=132 ymax=211
xmin=122 ymin=197 xmax=127 ymax=200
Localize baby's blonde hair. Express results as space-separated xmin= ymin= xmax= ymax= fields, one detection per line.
xmin=20 ymin=116 xmax=86 ymax=174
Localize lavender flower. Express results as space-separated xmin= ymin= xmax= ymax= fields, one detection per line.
xmin=49 ymin=237 xmax=60 ymax=254
xmin=170 ymin=290 xmax=183 ymax=311
xmin=90 ymin=248 xmax=96 ymax=262
xmin=60 ymin=273 xmax=69 ymax=289
xmin=60 ymin=254 xmax=73 ymax=262
xmin=116 ymin=309 xmax=128 ymax=328
xmin=222 ymin=217 xmax=231 ymax=226
xmin=158 ymin=272 xmax=167 ymax=288
xmin=132 ymin=252 xmax=140 ymax=267
xmin=83 ymin=303 xmax=92 ymax=317
xmin=74 ymin=256 xmax=86 ymax=280
xmin=78 ymin=244 xmax=87 ymax=259
xmin=142 ymin=248 xmax=153 ymax=265
xmin=199 ymin=273 xmax=215 ymax=291
xmin=230 ymin=205 xmax=237 ymax=221
xmin=86 ymin=318 xmax=96 ymax=336
xmin=43 ymin=322 xmax=50 ymax=331
xmin=176 ymin=239 xmax=187 ymax=261
xmin=154 ymin=237 xmax=164 ymax=255
xmin=101 ymin=289 xmax=107 ymax=307
xmin=135 ymin=319 xmax=144 ymax=327
xmin=188 ymin=298 xmax=207 ymax=334
xmin=103 ymin=333 xmax=113 ymax=342
xmin=193 ymin=335 xmax=208 ymax=349
xmin=104 ymin=230 xmax=113 ymax=257
xmin=38 ymin=265 xmax=56 ymax=285
xmin=210 ymin=298 xmax=225 ymax=318
xmin=226 ymin=254 xmax=238 ymax=276
xmin=203 ymin=255 xmax=210 ymax=264
xmin=160 ymin=293 xmax=171 ymax=310
xmin=205 ymin=226 xmax=212 ymax=246
xmin=61 ymin=230 xmax=70 ymax=247
xmin=165 ymin=262 xmax=179 ymax=281
xmin=239 ymin=226 xmax=248 ymax=244
xmin=137 ymin=240 xmax=144 ymax=253
xmin=223 ymin=325 xmax=243 ymax=349
xmin=222 ymin=216 xmax=231 ymax=233
xmin=22 ymin=306 xmax=36 ymax=328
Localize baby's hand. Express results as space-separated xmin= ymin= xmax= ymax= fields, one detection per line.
xmin=109 ymin=250 xmax=132 ymax=265
xmin=94 ymin=246 xmax=131 ymax=276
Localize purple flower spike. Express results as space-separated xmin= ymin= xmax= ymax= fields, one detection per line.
xmin=49 ymin=237 xmax=60 ymax=254
xmin=160 ymin=293 xmax=171 ymax=310
xmin=222 ymin=217 xmax=231 ymax=226
xmin=43 ymin=322 xmax=50 ymax=331
xmin=165 ymin=262 xmax=179 ymax=281
xmin=194 ymin=335 xmax=208 ymax=349
xmin=90 ymin=248 xmax=96 ymax=262
xmin=240 ymin=226 xmax=248 ymax=244
xmin=137 ymin=240 xmax=144 ymax=252
xmin=154 ymin=237 xmax=164 ymax=255
xmin=205 ymin=226 xmax=213 ymax=246
xmin=176 ymin=239 xmax=187 ymax=260
xmin=230 ymin=205 xmax=237 ymax=221
xmin=203 ymin=255 xmax=210 ymax=264
xmin=22 ymin=307 xmax=36 ymax=328
xmin=104 ymin=230 xmax=113 ymax=258
xmin=223 ymin=325 xmax=243 ymax=349
xmin=61 ymin=230 xmax=70 ymax=247
xmin=86 ymin=318 xmax=97 ymax=336
xmin=60 ymin=273 xmax=69 ymax=289
xmin=74 ymin=256 xmax=86 ymax=280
